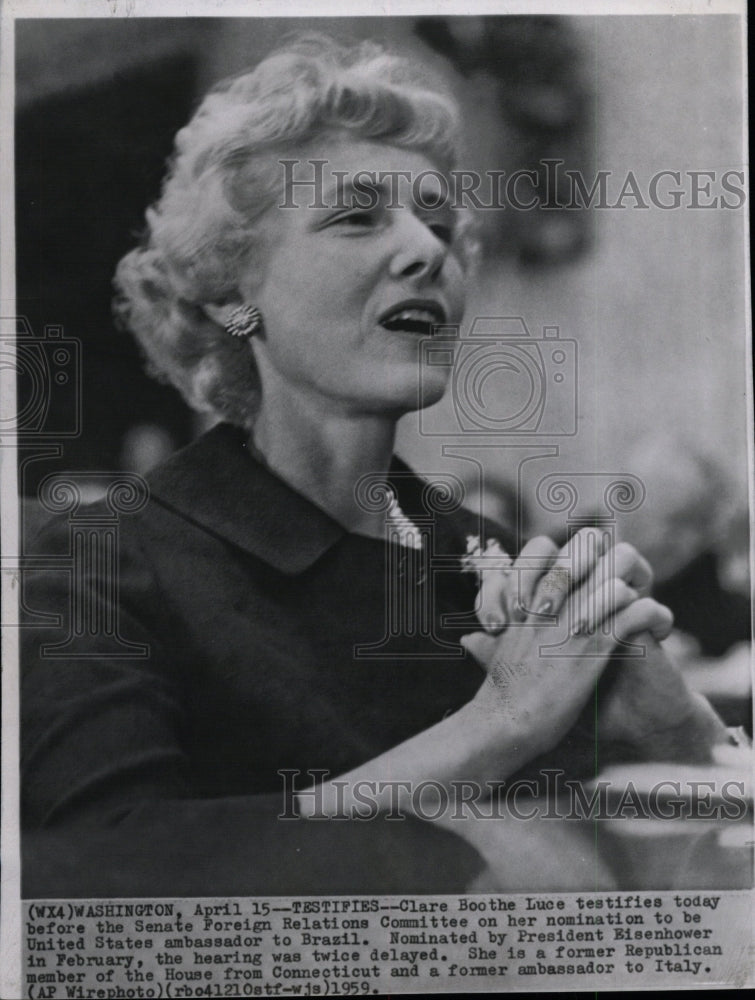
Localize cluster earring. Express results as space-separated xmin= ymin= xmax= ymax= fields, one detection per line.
xmin=225 ymin=304 xmax=264 ymax=340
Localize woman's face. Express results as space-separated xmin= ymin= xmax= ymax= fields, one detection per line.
xmin=238 ymin=134 xmax=466 ymax=417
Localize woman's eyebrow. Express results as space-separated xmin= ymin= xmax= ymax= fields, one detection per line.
xmin=309 ymin=171 xmax=453 ymax=215
xmin=320 ymin=175 xmax=392 ymax=211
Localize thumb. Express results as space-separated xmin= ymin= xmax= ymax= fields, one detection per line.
xmin=460 ymin=631 xmax=499 ymax=672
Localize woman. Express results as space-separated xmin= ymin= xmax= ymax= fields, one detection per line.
xmin=22 ymin=36 xmax=727 ymax=897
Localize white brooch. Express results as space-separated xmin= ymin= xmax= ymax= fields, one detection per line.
xmin=386 ymin=490 xmax=424 ymax=550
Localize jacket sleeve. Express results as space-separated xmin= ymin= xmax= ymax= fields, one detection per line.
xmin=21 ymin=511 xmax=484 ymax=899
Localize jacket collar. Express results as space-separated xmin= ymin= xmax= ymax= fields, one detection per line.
xmin=147 ymin=422 xmax=421 ymax=575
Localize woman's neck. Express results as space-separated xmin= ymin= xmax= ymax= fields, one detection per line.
xmin=250 ymin=391 xmax=398 ymax=537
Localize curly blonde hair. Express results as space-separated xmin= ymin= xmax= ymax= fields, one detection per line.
xmin=113 ymin=35 xmax=468 ymax=429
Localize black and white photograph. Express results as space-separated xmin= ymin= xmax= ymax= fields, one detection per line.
xmin=1 ymin=1 xmax=752 ymax=995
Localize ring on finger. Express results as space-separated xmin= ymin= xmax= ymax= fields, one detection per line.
xmin=539 ymin=565 xmax=573 ymax=598
xmin=529 ymin=567 xmax=572 ymax=619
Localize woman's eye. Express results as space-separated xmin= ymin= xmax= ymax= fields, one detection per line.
xmin=428 ymin=222 xmax=454 ymax=245
xmin=332 ymin=210 xmax=377 ymax=228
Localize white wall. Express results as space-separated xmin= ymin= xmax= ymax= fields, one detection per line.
xmin=398 ymin=15 xmax=749 ymax=539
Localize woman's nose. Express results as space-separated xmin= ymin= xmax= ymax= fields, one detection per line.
xmin=388 ymin=213 xmax=447 ymax=284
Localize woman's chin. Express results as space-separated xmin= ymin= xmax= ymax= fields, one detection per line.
xmin=330 ymin=361 xmax=451 ymax=417
xmin=372 ymin=369 xmax=449 ymax=417
xmin=415 ymin=366 xmax=452 ymax=410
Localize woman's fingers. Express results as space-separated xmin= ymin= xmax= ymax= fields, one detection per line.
xmin=477 ymin=570 xmax=511 ymax=633
xmin=599 ymin=541 xmax=654 ymax=596
xmin=472 ymin=532 xmax=655 ymax=650
xmin=508 ymin=535 xmax=560 ymax=622
xmin=547 ymin=539 xmax=653 ymax=632
xmin=562 ymin=527 xmax=608 ymax=587
xmin=475 ymin=528 xmax=601 ymax=635
xmin=613 ymin=597 xmax=675 ymax=641
xmin=569 ymin=576 xmax=639 ymax=635
xmin=524 ymin=528 xmax=606 ymax=621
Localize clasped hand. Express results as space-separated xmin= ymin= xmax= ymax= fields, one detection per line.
xmin=297 ymin=529 xmax=727 ymax=822
xmin=460 ymin=529 xmax=724 ymax=766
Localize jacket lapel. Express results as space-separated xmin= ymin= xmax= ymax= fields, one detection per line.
xmin=147 ymin=423 xmax=346 ymax=574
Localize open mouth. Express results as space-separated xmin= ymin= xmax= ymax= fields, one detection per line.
xmin=378 ymin=300 xmax=446 ymax=336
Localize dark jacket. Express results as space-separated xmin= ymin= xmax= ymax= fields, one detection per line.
xmin=22 ymin=423 xmax=511 ymax=897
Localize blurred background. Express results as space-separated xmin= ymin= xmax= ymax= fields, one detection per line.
xmin=14 ymin=15 xmax=751 ymax=720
